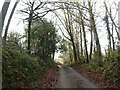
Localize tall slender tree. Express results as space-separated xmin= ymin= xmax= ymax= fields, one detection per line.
xmin=3 ymin=0 xmax=19 ymax=40
xmin=88 ymin=0 xmax=102 ymax=65
xmin=75 ymin=3 xmax=89 ymax=63
xmin=1 ymin=0 xmax=11 ymax=29
xmin=79 ymin=10 xmax=89 ymax=63
xmin=104 ymin=2 xmax=112 ymax=56
xmin=1 ymin=0 xmax=11 ymax=36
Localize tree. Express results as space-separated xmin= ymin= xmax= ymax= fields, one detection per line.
xmin=103 ymin=2 xmax=112 ymax=56
xmin=30 ymin=19 xmax=58 ymax=61
xmin=3 ymin=0 xmax=20 ymax=40
xmin=20 ymin=0 xmax=46 ymax=54
xmin=88 ymin=3 xmax=93 ymax=61
xmin=20 ymin=0 xmax=61 ymax=54
xmin=53 ymin=3 xmax=78 ymax=62
xmin=1 ymin=0 xmax=11 ymax=31
xmin=88 ymin=0 xmax=102 ymax=65
xmin=77 ymin=3 xmax=89 ymax=63
xmin=79 ymin=25 xmax=84 ymax=62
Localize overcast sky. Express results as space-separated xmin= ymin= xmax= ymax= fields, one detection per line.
xmin=1 ymin=0 xmax=119 ymax=34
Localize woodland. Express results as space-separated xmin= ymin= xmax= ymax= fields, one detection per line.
xmin=1 ymin=0 xmax=120 ymax=88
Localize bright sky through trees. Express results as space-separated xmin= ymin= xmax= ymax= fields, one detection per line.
xmin=0 ymin=0 xmax=120 ymax=58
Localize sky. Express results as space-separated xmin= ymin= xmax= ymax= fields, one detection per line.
xmin=1 ymin=0 xmax=119 ymax=34
xmin=0 ymin=0 xmax=120 ymax=58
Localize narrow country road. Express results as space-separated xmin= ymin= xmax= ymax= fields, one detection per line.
xmin=56 ymin=65 xmax=100 ymax=88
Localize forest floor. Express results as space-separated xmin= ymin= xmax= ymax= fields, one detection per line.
xmin=71 ymin=64 xmax=118 ymax=88
xmin=35 ymin=66 xmax=59 ymax=88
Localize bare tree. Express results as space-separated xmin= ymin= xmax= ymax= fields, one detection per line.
xmin=79 ymin=25 xmax=84 ymax=62
xmin=110 ymin=8 xmax=115 ymax=51
xmin=20 ymin=0 xmax=62 ymax=54
xmin=53 ymin=3 xmax=78 ymax=62
xmin=88 ymin=0 xmax=102 ymax=65
xmin=103 ymin=2 xmax=112 ymax=56
xmin=64 ymin=4 xmax=78 ymax=62
xmin=20 ymin=0 xmax=48 ymax=54
xmin=78 ymin=6 xmax=89 ymax=63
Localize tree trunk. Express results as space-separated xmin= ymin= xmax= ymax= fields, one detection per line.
xmin=65 ymin=5 xmax=78 ymax=62
xmin=111 ymin=23 xmax=115 ymax=51
xmin=70 ymin=35 xmax=78 ymax=62
xmin=75 ymin=30 xmax=80 ymax=61
xmin=89 ymin=30 xmax=93 ymax=61
xmin=89 ymin=8 xmax=94 ymax=61
xmin=104 ymin=3 xmax=112 ymax=54
xmin=27 ymin=2 xmax=34 ymax=54
xmin=88 ymin=1 xmax=102 ymax=65
xmin=79 ymin=9 xmax=89 ymax=63
xmin=27 ymin=13 xmax=32 ymax=54
xmin=94 ymin=26 xmax=102 ymax=61
xmin=1 ymin=0 xmax=11 ymax=30
xmin=82 ymin=22 xmax=89 ymax=63
xmin=109 ymin=8 xmax=115 ymax=51
xmin=3 ymin=0 xmax=19 ymax=40
xmin=79 ymin=26 xmax=84 ymax=62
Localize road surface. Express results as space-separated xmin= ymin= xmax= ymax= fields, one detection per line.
xmin=56 ymin=65 xmax=100 ymax=89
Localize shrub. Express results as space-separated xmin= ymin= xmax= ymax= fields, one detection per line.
xmin=102 ymin=50 xmax=119 ymax=84
xmin=2 ymin=41 xmax=55 ymax=88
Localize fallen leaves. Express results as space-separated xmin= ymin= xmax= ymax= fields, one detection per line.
xmin=35 ymin=66 xmax=59 ymax=88
xmin=72 ymin=64 xmax=119 ymax=88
